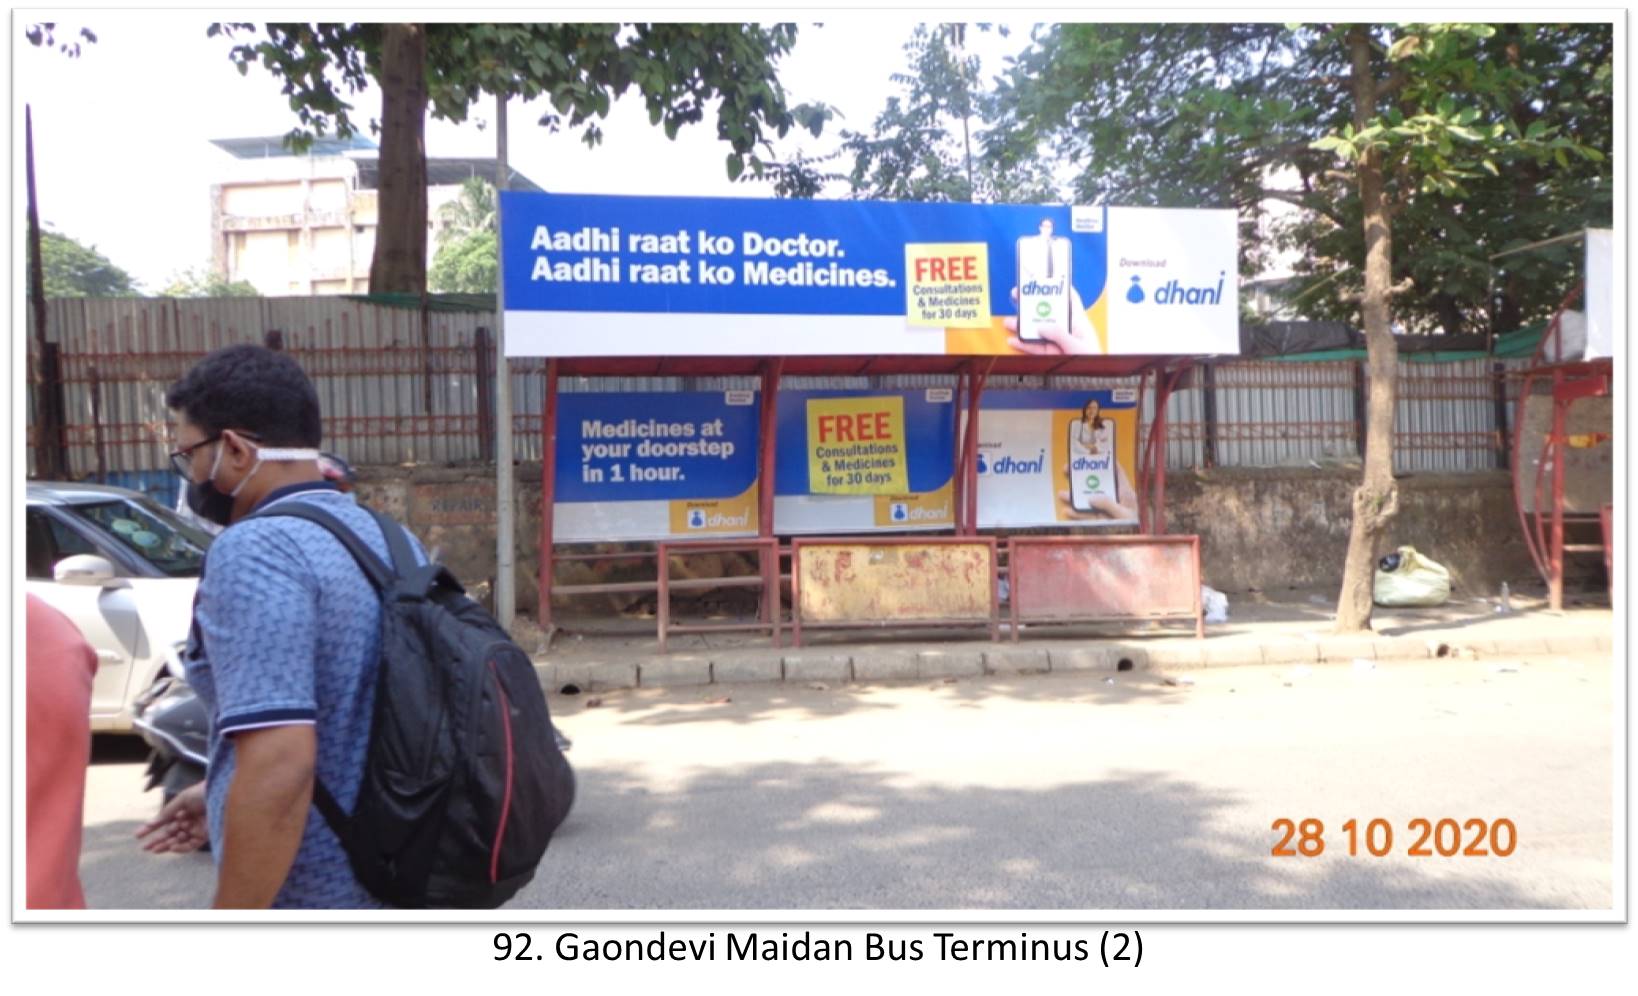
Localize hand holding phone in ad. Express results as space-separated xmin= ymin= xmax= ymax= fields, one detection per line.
xmin=1056 ymin=429 xmax=1138 ymax=523
xmin=1004 ymin=219 xmax=1098 ymax=355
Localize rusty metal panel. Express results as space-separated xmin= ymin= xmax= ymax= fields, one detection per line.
xmin=796 ymin=540 xmax=994 ymax=623
xmin=1214 ymin=361 xmax=1356 ymax=468
xmin=1393 ymin=357 xmax=1501 ymax=473
xmin=1010 ymin=537 xmax=1198 ymax=621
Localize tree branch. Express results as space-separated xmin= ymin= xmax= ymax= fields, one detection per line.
xmin=1258 ymin=188 xmax=1349 ymax=229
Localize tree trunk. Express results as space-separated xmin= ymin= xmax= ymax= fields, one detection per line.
xmin=368 ymin=24 xmax=428 ymax=294
xmin=1335 ymin=26 xmax=1401 ymax=633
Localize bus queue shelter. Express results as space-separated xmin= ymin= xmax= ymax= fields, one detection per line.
xmin=499 ymin=192 xmax=1239 ymax=645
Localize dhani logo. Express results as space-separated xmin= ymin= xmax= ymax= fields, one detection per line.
xmin=1129 ymin=271 xmax=1227 ymax=306
xmin=891 ymin=502 xmax=950 ymax=522
xmin=687 ymin=508 xmax=749 ymax=529
xmin=1020 ymin=279 xmax=1066 ymax=296
xmin=979 ymin=450 xmax=1046 ymax=475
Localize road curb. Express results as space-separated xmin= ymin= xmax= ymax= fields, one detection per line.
xmin=534 ymin=628 xmax=1611 ymax=692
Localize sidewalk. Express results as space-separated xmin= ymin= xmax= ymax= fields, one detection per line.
xmin=530 ymin=589 xmax=1615 ymax=693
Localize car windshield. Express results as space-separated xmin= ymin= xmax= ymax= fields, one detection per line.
xmin=62 ymin=496 xmax=212 ymax=578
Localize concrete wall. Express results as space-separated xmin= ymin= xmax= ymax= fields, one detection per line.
xmin=355 ymin=464 xmax=1558 ymax=620
xmin=1163 ymin=468 xmax=1545 ymax=596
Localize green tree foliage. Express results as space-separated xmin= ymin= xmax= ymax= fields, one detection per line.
xmin=162 ymin=266 xmax=261 ymax=298
xmin=212 ymin=23 xmax=832 ymax=289
xmin=430 ymin=231 xmax=499 ymax=294
xmin=430 ymin=177 xmax=500 ymax=292
xmin=989 ymin=22 xmax=1612 ymax=333
xmin=41 ymin=231 xmax=136 ymax=297
xmin=842 ymin=24 xmax=1059 ymax=204
xmin=1297 ymin=24 xmax=1612 ymax=334
xmin=435 ymin=177 xmax=496 ymax=249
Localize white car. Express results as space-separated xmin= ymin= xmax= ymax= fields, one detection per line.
xmin=25 ymin=482 xmax=208 ymax=733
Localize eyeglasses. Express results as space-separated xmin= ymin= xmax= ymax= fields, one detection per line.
xmin=169 ymin=430 xmax=259 ymax=478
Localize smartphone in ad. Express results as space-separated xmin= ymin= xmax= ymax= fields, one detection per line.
xmin=1068 ymin=420 xmax=1117 ymax=514
xmin=1016 ymin=224 xmax=1072 ymax=342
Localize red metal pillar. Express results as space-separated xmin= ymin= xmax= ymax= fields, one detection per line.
xmin=758 ymin=359 xmax=783 ymax=629
xmin=1549 ymin=369 xmax=1567 ymax=611
xmin=1136 ymin=368 xmax=1157 ymax=533
xmin=1153 ymin=366 xmax=1177 ymax=535
xmin=537 ymin=359 xmax=559 ymax=628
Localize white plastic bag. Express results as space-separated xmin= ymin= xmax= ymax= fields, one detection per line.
xmin=1201 ymin=585 xmax=1229 ymax=623
xmin=1373 ymin=545 xmax=1452 ymax=607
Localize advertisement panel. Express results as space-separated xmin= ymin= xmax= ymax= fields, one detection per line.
xmin=974 ymin=390 xmax=1141 ymax=529
xmin=775 ymin=388 xmax=957 ymax=534
xmin=502 ymin=193 xmax=1238 ymax=358
xmin=552 ymin=391 xmax=760 ymax=542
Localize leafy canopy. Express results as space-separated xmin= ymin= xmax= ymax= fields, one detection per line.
xmin=162 ymin=266 xmax=261 ymax=298
xmin=986 ymin=22 xmax=1612 ymax=332
xmin=212 ymin=23 xmax=832 ymax=186
xmin=42 ymin=230 xmax=137 ymax=297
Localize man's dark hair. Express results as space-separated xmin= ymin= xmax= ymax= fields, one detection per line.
xmin=165 ymin=344 xmax=323 ymax=447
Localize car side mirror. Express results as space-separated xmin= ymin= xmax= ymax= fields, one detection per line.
xmin=53 ymin=555 xmax=130 ymax=589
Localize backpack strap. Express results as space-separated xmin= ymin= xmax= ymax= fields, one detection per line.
xmin=251 ymin=501 xmax=395 ymax=592
xmin=240 ymin=501 xmax=394 ymax=850
xmin=362 ymin=505 xmax=461 ymax=599
xmin=369 ymin=506 xmax=419 ymax=577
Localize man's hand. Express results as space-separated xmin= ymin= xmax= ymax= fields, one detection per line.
xmin=136 ymin=782 xmax=208 ymax=854
xmin=1004 ymin=286 xmax=1100 ymax=355
xmin=1056 ymin=489 xmax=1139 ymax=523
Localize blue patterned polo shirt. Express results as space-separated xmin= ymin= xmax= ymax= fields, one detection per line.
xmin=186 ymin=481 xmax=425 ymax=909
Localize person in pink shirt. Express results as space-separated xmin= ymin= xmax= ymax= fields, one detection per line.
xmin=26 ymin=594 xmax=98 ymax=909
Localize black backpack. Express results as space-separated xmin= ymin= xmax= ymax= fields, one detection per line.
xmin=253 ymin=502 xmax=575 ymax=909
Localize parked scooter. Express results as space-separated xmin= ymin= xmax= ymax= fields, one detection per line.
xmin=132 ymin=646 xmax=573 ymax=810
xmin=131 ymin=645 xmax=208 ymax=807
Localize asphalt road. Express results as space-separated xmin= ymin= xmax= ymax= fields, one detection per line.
xmin=81 ymin=652 xmax=1614 ymax=911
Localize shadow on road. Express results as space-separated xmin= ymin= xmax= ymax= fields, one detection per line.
xmin=564 ymin=671 xmax=1191 ymax=728
xmin=80 ymin=818 xmax=215 ymax=910
xmin=528 ymin=761 xmax=1573 ymax=911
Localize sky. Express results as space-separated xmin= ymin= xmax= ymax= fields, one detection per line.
xmin=14 ymin=16 xmax=1036 ymax=291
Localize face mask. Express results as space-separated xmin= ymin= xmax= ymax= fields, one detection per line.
xmin=185 ymin=440 xmax=320 ymax=527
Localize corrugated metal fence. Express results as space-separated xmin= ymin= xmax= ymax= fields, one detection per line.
xmin=27 ymin=297 xmax=1525 ymax=492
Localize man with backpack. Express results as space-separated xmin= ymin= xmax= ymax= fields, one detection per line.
xmin=138 ymin=344 xmax=571 ymax=909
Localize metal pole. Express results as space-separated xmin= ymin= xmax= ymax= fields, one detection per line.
xmin=538 ymin=359 xmax=559 ymax=629
xmin=757 ymin=359 xmax=783 ymax=628
xmin=494 ymin=90 xmax=516 ymax=628
xmin=1155 ymin=368 xmax=1175 ymax=535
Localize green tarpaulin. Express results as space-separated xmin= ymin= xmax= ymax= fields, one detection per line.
xmin=1272 ymin=322 xmax=1544 ymax=363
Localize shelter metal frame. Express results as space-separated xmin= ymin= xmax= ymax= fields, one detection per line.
xmin=536 ymin=352 xmax=1202 ymax=637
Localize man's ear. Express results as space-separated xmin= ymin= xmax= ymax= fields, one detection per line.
xmin=219 ymin=429 xmax=257 ymax=467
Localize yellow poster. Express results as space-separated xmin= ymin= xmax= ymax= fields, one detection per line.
xmin=904 ymin=242 xmax=992 ymax=328
xmin=807 ymin=396 xmax=909 ymax=495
